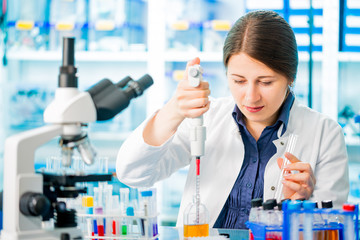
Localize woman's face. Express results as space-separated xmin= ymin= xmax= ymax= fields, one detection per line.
xmin=227 ymin=52 xmax=290 ymax=127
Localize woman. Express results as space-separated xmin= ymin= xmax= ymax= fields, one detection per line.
xmin=116 ymin=10 xmax=349 ymax=229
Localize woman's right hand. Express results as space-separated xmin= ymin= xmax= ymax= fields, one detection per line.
xmin=172 ymin=57 xmax=211 ymax=120
xmin=143 ymin=57 xmax=210 ymax=146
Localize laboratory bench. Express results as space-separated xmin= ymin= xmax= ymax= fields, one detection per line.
xmin=158 ymin=226 xmax=249 ymax=240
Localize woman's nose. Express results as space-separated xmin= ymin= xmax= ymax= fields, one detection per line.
xmin=245 ymin=84 xmax=260 ymax=103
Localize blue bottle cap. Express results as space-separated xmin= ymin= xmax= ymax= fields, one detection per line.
xmin=303 ymin=200 xmax=316 ymax=210
xmin=86 ymin=207 xmax=93 ymax=215
xmin=126 ymin=206 xmax=134 ymax=216
xmin=141 ymin=190 xmax=153 ymax=197
xmin=288 ymin=201 xmax=301 ymax=210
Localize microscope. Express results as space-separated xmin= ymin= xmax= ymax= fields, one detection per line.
xmin=1 ymin=37 xmax=153 ymax=240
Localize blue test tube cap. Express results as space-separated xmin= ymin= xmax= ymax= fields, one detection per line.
xmin=141 ymin=190 xmax=152 ymax=197
xmin=303 ymin=200 xmax=316 ymax=210
xmin=86 ymin=207 xmax=93 ymax=215
xmin=288 ymin=201 xmax=302 ymax=210
xmin=126 ymin=206 xmax=135 ymax=216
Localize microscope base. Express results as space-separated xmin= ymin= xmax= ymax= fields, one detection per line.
xmin=1 ymin=227 xmax=82 ymax=240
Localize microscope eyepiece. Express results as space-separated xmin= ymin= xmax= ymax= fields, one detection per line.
xmin=59 ymin=37 xmax=78 ymax=88
xmin=62 ymin=37 xmax=75 ymax=66
xmin=87 ymin=74 xmax=154 ymax=121
xmin=136 ymin=74 xmax=154 ymax=94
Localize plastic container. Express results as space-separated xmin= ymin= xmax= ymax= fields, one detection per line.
xmin=78 ymin=187 xmax=159 ymax=239
xmin=49 ymin=0 xmax=87 ymax=51
xmin=88 ymin=0 xmax=127 ymax=51
xmin=246 ymin=202 xmax=359 ymax=240
xmin=6 ymin=0 xmax=49 ymax=50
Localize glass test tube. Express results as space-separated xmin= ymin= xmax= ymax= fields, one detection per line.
xmin=274 ymin=134 xmax=298 ymax=202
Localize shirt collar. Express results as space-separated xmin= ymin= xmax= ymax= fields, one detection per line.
xmin=232 ymin=91 xmax=295 ymax=133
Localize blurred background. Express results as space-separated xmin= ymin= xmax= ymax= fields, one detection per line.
xmin=0 ymin=0 xmax=359 ymax=226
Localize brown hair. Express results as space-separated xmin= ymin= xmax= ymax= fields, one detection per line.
xmin=223 ymin=10 xmax=298 ymax=82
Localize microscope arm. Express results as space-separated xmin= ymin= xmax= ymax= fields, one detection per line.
xmin=2 ymin=125 xmax=62 ymax=236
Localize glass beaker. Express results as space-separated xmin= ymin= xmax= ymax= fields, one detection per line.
xmin=183 ymin=196 xmax=209 ymax=238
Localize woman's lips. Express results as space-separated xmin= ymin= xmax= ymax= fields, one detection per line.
xmin=245 ymin=106 xmax=264 ymax=113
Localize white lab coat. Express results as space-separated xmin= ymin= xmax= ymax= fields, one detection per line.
xmin=116 ymin=96 xmax=349 ymax=227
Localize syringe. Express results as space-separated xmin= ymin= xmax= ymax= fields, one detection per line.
xmin=188 ymin=65 xmax=206 ymax=224
xmin=274 ymin=133 xmax=298 ymax=202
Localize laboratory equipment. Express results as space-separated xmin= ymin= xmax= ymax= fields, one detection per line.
xmin=274 ymin=133 xmax=298 ymax=202
xmin=77 ymin=187 xmax=159 ymax=239
xmin=1 ymin=37 xmax=153 ymax=240
xmin=183 ymin=64 xmax=209 ymax=238
xmin=246 ymin=201 xmax=359 ymax=240
xmin=303 ymin=200 xmax=316 ymax=240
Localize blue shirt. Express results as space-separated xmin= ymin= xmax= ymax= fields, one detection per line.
xmin=213 ymin=91 xmax=295 ymax=229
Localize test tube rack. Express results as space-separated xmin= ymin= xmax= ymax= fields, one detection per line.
xmin=246 ymin=202 xmax=359 ymax=240
xmin=77 ymin=212 xmax=159 ymax=240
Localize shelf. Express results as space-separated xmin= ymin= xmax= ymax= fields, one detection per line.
xmin=338 ymin=52 xmax=360 ymax=62
xmin=164 ymin=51 xmax=223 ymax=62
xmin=6 ymin=50 xmax=149 ymax=62
xmin=298 ymin=51 xmax=323 ymax=62
xmin=6 ymin=50 xmax=325 ymax=63
xmin=164 ymin=51 xmax=323 ymax=62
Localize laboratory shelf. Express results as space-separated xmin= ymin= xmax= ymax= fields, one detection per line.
xmin=338 ymin=52 xmax=360 ymax=62
xmin=298 ymin=51 xmax=323 ymax=62
xmin=164 ymin=51 xmax=223 ymax=62
xmin=6 ymin=50 xmax=149 ymax=62
xmin=164 ymin=51 xmax=322 ymax=63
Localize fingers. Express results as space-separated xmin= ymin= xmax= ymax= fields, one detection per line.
xmin=179 ymin=80 xmax=210 ymax=90
xmin=174 ymin=57 xmax=211 ymax=118
xmin=277 ymin=157 xmax=283 ymax=169
xmin=282 ymin=180 xmax=313 ymax=199
xmin=284 ymin=172 xmax=315 ymax=187
xmin=284 ymin=152 xmax=300 ymax=163
xmin=184 ymin=57 xmax=201 ymax=81
xmin=278 ymin=152 xmax=316 ymax=200
xmin=183 ymin=102 xmax=211 ymax=118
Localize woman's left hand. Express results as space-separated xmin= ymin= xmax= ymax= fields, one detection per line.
xmin=277 ymin=152 xmax=316 ymax=200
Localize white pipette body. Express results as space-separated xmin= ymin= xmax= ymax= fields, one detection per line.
xmin=188 ymin=65 xmax=206 ymax=157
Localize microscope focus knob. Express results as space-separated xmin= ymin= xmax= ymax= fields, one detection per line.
xmin=20 ymin=192 xmax=51 ymax=217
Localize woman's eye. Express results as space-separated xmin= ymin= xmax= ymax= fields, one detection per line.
xmin=261 ymin=81 xmax=272 ymax=86
xmin=234 ymin=79 xmax=246 ymax=84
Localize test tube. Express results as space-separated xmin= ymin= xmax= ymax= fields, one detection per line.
xmin=303 ymin=200 xmax=316 ymax=240
xmin=141 ymin=190 xmax=153 ymax=237
xmin=120 ymin=188 xmax=130 ymax=236
xmin=342 ymin=204 xmax=355 ymax=240
xmin=274 ymin=134 xmax=298 ymax=202
xmin=112 ymin=195 xmax=121 ymax=238
xmin=94 ymin=207 xmax=105 ymax=240
xmin=120 ymin=188 xmax=130 ymax=214
xmin=150 ymin=188 xmax=158 ymax=236
xmin=288 ymin=201 xmax=301 ymax=240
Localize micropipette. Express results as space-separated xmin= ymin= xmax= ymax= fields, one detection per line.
xmin=188 ymin=64 xmax=206 ymax=224
xmin=274 ymin=133 xmax=298 ymax=202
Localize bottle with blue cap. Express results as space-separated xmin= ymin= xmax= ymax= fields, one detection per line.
xmin=126 ymin=205 xmax=141 ymax=235
xmin=140 ymin=188 xmax=158 ymax=237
